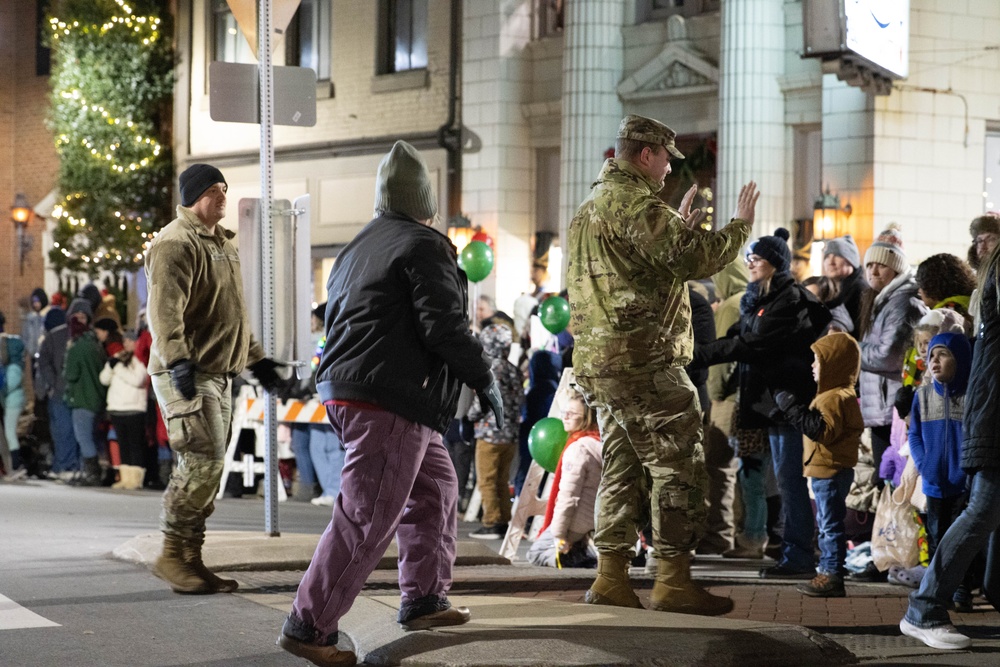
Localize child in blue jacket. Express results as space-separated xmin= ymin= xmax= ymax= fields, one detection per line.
xmin=908 ymin=332 xmax=976 ymax=610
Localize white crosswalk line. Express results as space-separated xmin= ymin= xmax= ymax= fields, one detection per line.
xmin=0 ymin=594 xmax=60 ymax=630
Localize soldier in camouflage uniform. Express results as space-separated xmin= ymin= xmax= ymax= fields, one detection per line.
xmin=567 ymin=115 xmax=759 ymax=616
xmin=146 ymin=164 xmax=287 ymax=595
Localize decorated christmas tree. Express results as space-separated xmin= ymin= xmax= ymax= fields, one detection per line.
xmin=46 ymin=0 xmax=174 ymax=278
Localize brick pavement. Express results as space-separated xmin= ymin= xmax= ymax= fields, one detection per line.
xmin=235 ymin=558 xmax=1000 ymax=631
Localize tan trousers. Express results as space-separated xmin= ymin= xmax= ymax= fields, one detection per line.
xmin=475 ymin=439 xmax=516 ymax=526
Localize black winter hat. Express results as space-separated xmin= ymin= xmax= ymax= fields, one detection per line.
xmin=79 ymin=283 xmax=102 ymax=310
xmin=180 ymin=163 xmax=227 ymax=207
xmin=31 ymin=287 xmax=48 ymax=309
xmin=93 ymin=318 xmax=119 ymax=333
xmin=748 ymin=227 xmax=792 ymax=273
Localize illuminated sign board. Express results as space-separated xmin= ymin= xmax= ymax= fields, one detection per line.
xmin=844 ymin=0 xmax=909 ymax=78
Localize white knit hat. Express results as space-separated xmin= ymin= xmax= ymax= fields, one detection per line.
xmin=373 ymin=141 xmax=437 ymax=221
xmin=864 ymin=223 xmax=907 ymax=274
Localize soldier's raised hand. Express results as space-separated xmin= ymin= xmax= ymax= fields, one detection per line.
xmin=733 ymin=181 xmax=760 ymax=225
xmin=678 ymin=184 xmax=705 ymax=229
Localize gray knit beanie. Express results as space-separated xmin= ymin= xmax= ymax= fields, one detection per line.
xmin=373 ymin=141 xmax=437 ymax=221
xmin=823 ymin=235 xmax=861 ymax=269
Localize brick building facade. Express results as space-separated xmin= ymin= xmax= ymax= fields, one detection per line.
xmin=0 ymin=0 xmax=57 ymax=335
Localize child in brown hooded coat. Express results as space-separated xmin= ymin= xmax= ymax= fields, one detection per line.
xmin=772 ymin=332 xmax=864 ymax=598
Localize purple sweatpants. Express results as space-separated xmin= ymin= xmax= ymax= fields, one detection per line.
xmin=289 ymin=405 xmax=458 ymax=644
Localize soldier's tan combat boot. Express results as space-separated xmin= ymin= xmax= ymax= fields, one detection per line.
xmin=585 ymin=553 xmax=643 ymax=608
xmin=649 ymin=554 xmax=734 ymax=616
xmin=184 ymin=533 xmax=239 ymax=593
xmin=152 ymin=534 xmax=213 ymax=594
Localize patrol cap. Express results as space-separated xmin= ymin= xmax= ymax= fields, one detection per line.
xmin=617 ymin=114 xmax=685 ymax=159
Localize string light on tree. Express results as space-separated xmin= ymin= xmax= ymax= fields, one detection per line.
xmin=46 ymin=0 xmax=173 ymax=276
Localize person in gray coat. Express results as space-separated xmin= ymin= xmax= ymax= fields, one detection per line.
xmin=35 ymin=307 xmax=77 ymax=476
xmin=857 ymin=224 xmax=927 ymax=487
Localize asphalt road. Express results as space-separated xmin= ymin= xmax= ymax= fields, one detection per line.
xmin=1 ymin=479 xmax=327 ymax=667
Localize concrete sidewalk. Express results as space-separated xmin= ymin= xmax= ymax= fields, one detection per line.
xmin=339 ymin=594 xmax=855 ymax=667
xmin=112 ymin=530 xmax=511 ymax=571
xmin=112 ymin=531 xmax=859 ymax=665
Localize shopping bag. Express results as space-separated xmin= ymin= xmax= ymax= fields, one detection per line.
xmin=871 ymin=478 xmax=921 ymax=571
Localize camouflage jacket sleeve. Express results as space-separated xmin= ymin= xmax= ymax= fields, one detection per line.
xmin=628 ymin=199 xmax=753 ymax=282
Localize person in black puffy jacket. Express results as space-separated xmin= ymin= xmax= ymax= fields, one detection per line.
xmin=697 ymin=228 xmax=830 ymax=580
xmin=277 ymin=141 xmax=502 ymax=665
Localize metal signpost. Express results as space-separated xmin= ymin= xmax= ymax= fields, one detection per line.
xmin=215 ymin=0 xmax=314 ymax=536
xmin=259 ymin=0 xmax=279 ymax=537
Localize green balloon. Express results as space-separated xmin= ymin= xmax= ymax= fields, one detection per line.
xmin=539 ymin=295 xmax=571 ymax=334
xmin=528 ymin=417 xmax=568 ymax=473
xmin=458 ymin=241 xmax=494 ymax=283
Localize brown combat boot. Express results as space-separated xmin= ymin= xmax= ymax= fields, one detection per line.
xmin=184 ymin=533 xmax=239 ymax=593
xmin=585 ymin=552 xmax=643 ymax=608
xmin=152 ymin=534 xmax=213 ymax=594
xmin=649 ymin=553 xmax=734 ymax=616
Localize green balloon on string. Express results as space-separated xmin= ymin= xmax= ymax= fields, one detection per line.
xmin=458 ymin=241 xmax=494 ymax=283
xmin=528 ymin=417 xmax=569 ymax=473
xmin=539 ymin=295 xmax=571 ymax=334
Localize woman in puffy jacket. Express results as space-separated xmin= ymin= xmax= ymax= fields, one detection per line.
xmin=99 ymin=330 xmax=148 ymax=490
xmin=856 ymin=225 xmax=927 ymax=485
xmin=697 ymin=228 xmax=830 ymax=579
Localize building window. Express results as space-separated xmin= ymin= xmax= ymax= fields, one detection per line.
xmin=212 ymin=0 xmax=255 ymax=64
xmin=286 ymin=0 xmax=331 ymax=80
xmin=36 ymin=0 xmax=51 ymax=76
xmin=379 ymin=0 xmax=428 ymax=74
xmin=648 ymin=0 xmax=720 ymax=19
xmin=985 ymin=130 xmax=1000 ymax=212
xmin=532 ymin=0 xmax=563 ymax=39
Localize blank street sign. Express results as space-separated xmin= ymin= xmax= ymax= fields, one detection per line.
xmin=209 ymin=61 xmax=317 ymax=127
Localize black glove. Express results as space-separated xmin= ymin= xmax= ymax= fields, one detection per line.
xmin=691 ymin=344 xmax=709 ymax=369
xmin=894 ymin=385 xmax=916 ymax=419
xmin=477 ymin=377 xmax=504 ymax=426
xmin=249 ymin=358 xmax=286 ymax=393
xmin=169 ymin=359 xmax=197 ymax=400
xmin=774 ymin=391 xmax=797 ymax=413
xmin=752 ymin=391 xmax=778 ymax=422
xmin=107 ymin=357 xmax=120 ymax=369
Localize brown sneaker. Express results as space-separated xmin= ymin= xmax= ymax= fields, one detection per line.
xmin=276 ymin=634 xmax=357 ymax=666
xmin=397 ymin=594 xmax=471 ymax=631
xmin=798 ymin=572 xmax=846 ymax=598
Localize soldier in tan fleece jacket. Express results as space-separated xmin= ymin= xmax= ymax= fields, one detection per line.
xmin=145 ymin=163 xmax=287 ymax=595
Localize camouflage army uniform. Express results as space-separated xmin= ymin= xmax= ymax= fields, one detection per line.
xmin=567 ymin=156 xmax=751 ymax=559
xmin=145 ymin=205 xmax=265 ymax=541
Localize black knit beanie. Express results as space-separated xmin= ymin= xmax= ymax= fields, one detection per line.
xmin=748 ymin=227 xmax=792 ymax=273
xmin=180 ymin=163 xmax=227 ymax=207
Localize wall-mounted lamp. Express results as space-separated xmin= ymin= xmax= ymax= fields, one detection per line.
xmin=446 ymin=213 xmax=477 ymax=250
xmin=812 ymin=187 xmax=852 ymax=242
xmin=11 ymin=193 xmax=34 ymax=275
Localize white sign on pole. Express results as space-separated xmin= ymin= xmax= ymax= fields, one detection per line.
xmin=209 ymin=61 xmax=317 ymax=126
